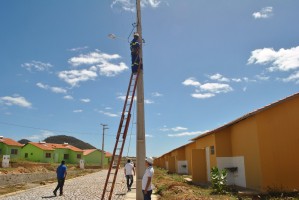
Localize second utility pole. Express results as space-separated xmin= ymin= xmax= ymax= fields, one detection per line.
xmin=100 ymin=123 xmax=108 ymax=168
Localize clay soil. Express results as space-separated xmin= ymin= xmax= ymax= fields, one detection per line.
xmin=152 ymin=168 xmax=299 ymax=200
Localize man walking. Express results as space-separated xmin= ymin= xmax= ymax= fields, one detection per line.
xmin=124 ymin=159 xmax=135 ymax=192
xmin=53 ymin=160 xmax=67 ymax=196
xmin=142 ymin=157 xmax=154 ymax=200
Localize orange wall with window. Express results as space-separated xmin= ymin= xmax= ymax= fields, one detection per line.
xmin=256 ymin=96 xmax=299 ymax=191
xmin=195 ymin=134 xmax=217 ymax=168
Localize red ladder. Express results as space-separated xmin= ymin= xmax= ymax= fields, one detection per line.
xmin=101 ymin=70 xmax=140 ymax=200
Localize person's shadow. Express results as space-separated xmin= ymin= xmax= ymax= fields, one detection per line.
xmin=41 ymin=195 xmax=56 ymax=198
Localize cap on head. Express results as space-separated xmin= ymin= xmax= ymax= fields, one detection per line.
xmin=145 ymin=157 xmax=153 ymax=165
xmin=134 ymin=32 xmax=139 ymax=37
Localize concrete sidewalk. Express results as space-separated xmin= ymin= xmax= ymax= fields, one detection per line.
xmin=124 ymin=177 xmax=158 ymax=200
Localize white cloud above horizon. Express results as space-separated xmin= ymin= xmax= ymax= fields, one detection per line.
xmin=21 ymin=60 xmax=52 ymax=72
xmin=168 ymin=130 xmax=206 ymax=137
xmin=183 ymin=77 xmax=233 ymax=99
xmin=36 ymin=82 xmax=67 ymax=94
xmin=247 ymin=46 xmax=299 ymax=72
xmin=252 ymin=6 xmax=273 ymax=19
xmin=27 ymin=130 xmax=55 ymax=141
xmin=58 ymin=69 xmax=98 ymax=87
xmin=0 ymin=95 xmax=32 ymax=108
xmin=111 ymin=0 xmax=162 ymax=12
xmin=80 ymin=98 xmax=91 ymax=103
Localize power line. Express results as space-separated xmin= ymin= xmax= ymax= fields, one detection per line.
xmin=0 ymin=121 xmax=97 ymax=135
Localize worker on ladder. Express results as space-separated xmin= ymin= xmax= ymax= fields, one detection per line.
xmin=130 ymin=32 xmax=141 ymax=74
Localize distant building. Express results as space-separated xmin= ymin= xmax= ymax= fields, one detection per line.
xmin=156 ymin=92 xmax=299 ymax=192
xmin=83 ymin=149 xmax=109 ymax=166
xmin=0 ymin=136 xmax=23 ymax=160
xmin=22 ymin=142 xmax=83 ymax=164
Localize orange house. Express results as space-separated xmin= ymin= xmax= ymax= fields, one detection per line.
xmin=191 ymin=92 xmax=299 ymax=191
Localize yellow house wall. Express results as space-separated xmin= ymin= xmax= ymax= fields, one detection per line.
xmin=256 ymin=96 xmax=299 ymax=191
xmin=215 ymin=128 xmax=232 ymax=157
xmin=195 ymin=134 xmax=216 ymax=168
xmin=230 ymin=116 xmax=262 ymax=191
xmin=185 ymin=142 xmax=196 ymax=175
xmin=192 ymin=149 xmax=207 ymax=184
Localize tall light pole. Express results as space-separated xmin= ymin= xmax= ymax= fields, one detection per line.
xmin=100 ymin=123 xmax=108 ymax=168
xmin=136 ymin=0 xmax=146 ymax=199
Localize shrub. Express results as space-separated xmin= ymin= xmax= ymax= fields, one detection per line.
xmin=210 ymin=167 xmax=228 ymax=194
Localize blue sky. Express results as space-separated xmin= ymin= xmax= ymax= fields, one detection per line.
xmin=1 ymin=0 xmax=299 ymax=157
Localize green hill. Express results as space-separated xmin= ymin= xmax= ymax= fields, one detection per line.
xmin=44 ymin=135 xmax=96 ymax=150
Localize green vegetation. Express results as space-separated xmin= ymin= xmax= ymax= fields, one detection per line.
xmin=210 ymin=167 xmax=228 ymax=194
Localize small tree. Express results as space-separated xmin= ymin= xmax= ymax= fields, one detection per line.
xmin=210 ymin=167 xmax=228 ymax=194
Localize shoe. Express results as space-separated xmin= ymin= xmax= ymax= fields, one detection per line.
xmin=53 ymin=191 xmax=57 ymax=196
xmin=59 ymin=193 xmax=63 ymax=196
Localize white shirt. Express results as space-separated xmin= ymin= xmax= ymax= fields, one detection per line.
xmin=124 ymin=163 xmax=134 ymax=175
xmin=142 ymin=166 xmax=154 ymax=190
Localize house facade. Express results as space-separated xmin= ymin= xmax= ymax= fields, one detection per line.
xmin=22 ymin=142 xmax=83 ymax=164
xmin=0 ymin=136 xmax=23 ymax=160
xmin=83 ymin=149 xmax=109 ymax=166
xmin=156 ymin=92 xmax=299 ymax=192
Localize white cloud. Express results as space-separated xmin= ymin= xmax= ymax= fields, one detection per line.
xmin=51 ymin=87 xmax=67 ymax=94
xmin=0 ymin=95 xmax=32 ymax=108
xmin=73 ymin=109 xmax=83 ymax=113
xmin=98 ymin=61 xmax=128 ymax=77
xmin=145 ymin=134 xmax=153 ymax=138
xmin=68 ymin=51 xmax=128 ymax=77
xmin=191 ymin=93 xmax=215 ymax=99
xmin=80 ymin=98 xmax=91 ymax=103
xmin=117 ymin=95 xmax=136 ymax=101
xmin=99 ymin=110 xmax=118 ymax=117
xmin=145 ymin=99 xmax=154 ymax=104
xmin=68 ymin=51 xmax=121 ymax=67
xmin=248 ymin=46 xmax=299 ymax=72
xmin=58 ymin=69 xmax=97 ymax=87
xmin=182 ymin=77 xmax=201 ymax=86
xmin=171 ymin=126 xmax=188 ymax=132
xmin=63 ymin=95 xmax=74 ymax=100
xmin=105 ymin=107 xmax=112 ymax=110
xmin=111 ymin=0 xmax=161 ymax=12
xmin=282 ymin=71 xmax=299 ymax=84
xmin=36 ymin=83 xmax=67 ymax=94
xmin=232 ymin=78 xmax=242 ymax=82
xmin=152 ymin=92 xmax=163 ymax=97
xmin=21 ymin=60 xmax=52 ymax=72
xmin=200 ymin=83 xmax=233 ymax=94
xmin=252 ymin=6 xmax=273 ymax=19
xmin=68 ymin=46 xmax=88 ymax=52
xmin=27 ymin=130 xmax=55 ymax=141
xmin=36 ymin=82 xmax=49 ymax=89
xmin=168 ymin=131 xmax=205 ymax=137
xmin=208 ymin=73 xmax=230 ymax=82
xmin=255 ymin=74 xmax=270 ymax=81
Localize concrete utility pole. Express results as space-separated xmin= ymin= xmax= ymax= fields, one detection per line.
xmin=100 ymin=123 xmax=108 ymax=168
xmin=135 ymin=0 xmax=146 ymax=199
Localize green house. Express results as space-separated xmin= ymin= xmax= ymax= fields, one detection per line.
xmin=22 ymin=142 xmax=83 ymax=164
xmin=22 ymin=142 xmax=55 ymax=163
xmin=0 ymin=136 xmax=23 ymax=160
xmin=83 ymin=149 xmax=109 ymax=166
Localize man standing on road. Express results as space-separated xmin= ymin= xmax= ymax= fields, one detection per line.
xmin=124 ymin=159 xmax=135 ymax=192
xmin=142 ymin=157 xmax=154 ymax=200
xmin=53 ymin=160 xmax=67 ymax=196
